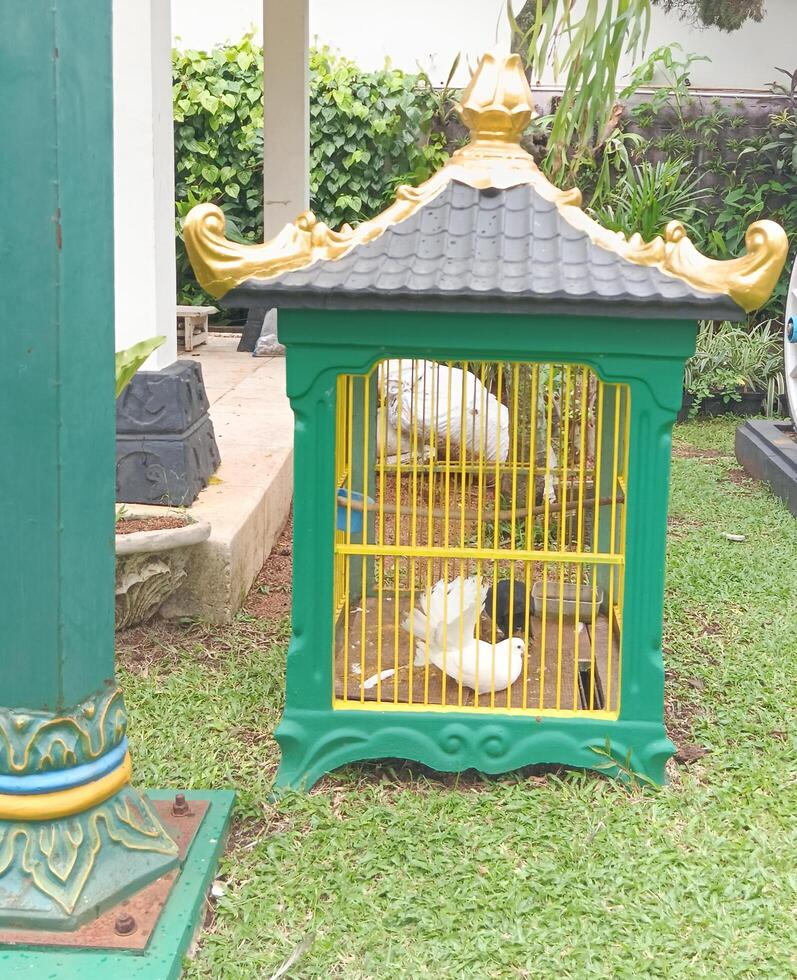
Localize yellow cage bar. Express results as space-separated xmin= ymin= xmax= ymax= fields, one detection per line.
xmin=332 ymin=358 xmax=630 ymax=717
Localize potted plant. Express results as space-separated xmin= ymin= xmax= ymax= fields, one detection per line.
xmin=113 ymin=338 xmax=211 ymax=629
xmin=743 ymin=320 xmax=786 ymax=417
xmin=683 ymin=320 xmax=783 ymax=418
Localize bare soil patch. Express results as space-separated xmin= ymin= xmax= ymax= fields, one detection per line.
xmin=116 ymin=512 xmax=293 ymax=667
xmin=667 ymin=514 xmax=704 ymax=537
xmin=725 ymin=467 xmax=754 ymax=486
xmin=116 ymin=515 xmax=188 ymax=534
xmin=692 ymin=610 xmax=725 ymax=639
xmin=671 ymin=443 xmax=723 ymax=460
xmin=664 ymin=665 xmax=708 ymax=765
xmin=317 ymin=757 xmax=565 ymax=795
xmin=674 ymin=743 xmax=708 ymax=764
xmin=244 ymin=512 xmax=293 ymax=618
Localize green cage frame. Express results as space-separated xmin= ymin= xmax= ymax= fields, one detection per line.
xmin=274 ymin=308 xmax=696 ymax=791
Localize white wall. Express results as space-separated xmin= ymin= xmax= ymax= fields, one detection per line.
xmin=172 ymin=0 xmax=797 ymax=91
xmin=171 ymin=0 xmax=510 ymax=84
xmin=640 ymin=0 xmax=797 ymax=91
xmin=114 ymin=0 xmax=178 ymax=370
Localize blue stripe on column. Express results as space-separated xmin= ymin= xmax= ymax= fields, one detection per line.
xmin=0 ymin=738 xmax=129 ymax=795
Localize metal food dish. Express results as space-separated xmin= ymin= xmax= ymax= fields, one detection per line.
xmin=531 ymin=581 xmax=605 ymax=622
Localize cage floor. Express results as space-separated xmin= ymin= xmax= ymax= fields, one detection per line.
xmin=334 ymin=594 xmax=619 ymax=712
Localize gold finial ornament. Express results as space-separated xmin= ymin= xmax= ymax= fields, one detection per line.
xmin=183 ymin=52 xmax=787 ymax=312
xmin=456 ymin=52 xmax=535 ymax=144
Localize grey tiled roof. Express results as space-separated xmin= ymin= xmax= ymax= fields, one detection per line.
xmin=225 ymin=181 xmax=742 ymax=320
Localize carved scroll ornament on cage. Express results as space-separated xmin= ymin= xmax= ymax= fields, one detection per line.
xmin=333 ymin=356 xmax=629 ymax=717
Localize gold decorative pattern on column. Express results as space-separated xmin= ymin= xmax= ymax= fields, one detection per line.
xmin=0 ymin=685 xmax=126 ymax=774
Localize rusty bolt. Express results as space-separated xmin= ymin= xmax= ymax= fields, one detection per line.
xmin=114 ymin=912 xmax=136 ymax=936
xmin=172 ymin=793 xmax=190 ymax=816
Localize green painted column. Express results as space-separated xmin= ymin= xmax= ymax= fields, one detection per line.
xmin=0 ymin=1 xmax=177 ymax=930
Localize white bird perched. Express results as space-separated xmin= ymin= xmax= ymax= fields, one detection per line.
xmin=402 ymin=575 xmax=526 ymax=695
xmin=377 ymin=360 xmax=560 ymax=502
xmin=377 ymin=359 xmax=510 ymax=464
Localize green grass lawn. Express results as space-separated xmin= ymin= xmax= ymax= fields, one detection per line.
xmin=118 ymin=417 xmax=797 ymax=979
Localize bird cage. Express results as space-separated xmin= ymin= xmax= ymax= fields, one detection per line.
xmin=184 ymin=54 xmax=786 ymax=790
xmin=332 ymin=359 xmax=628 ymax=717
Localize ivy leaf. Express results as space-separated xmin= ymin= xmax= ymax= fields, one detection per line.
xmin=199 ymin=91 xmax=220 ymax=114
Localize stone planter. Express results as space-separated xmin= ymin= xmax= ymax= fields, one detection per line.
xmin=676 ymin=390 xmax=694 ymax=423
xmin=700 ymin=390 xmax=765 ymax=417
xmin=115 ymin=514 xmax=211 ymax=629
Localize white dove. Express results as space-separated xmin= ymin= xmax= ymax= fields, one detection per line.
xmin=402 ymin=575 xmax=526 ymax=695
xmin=378 ymin=359 xmax=510 ymax=464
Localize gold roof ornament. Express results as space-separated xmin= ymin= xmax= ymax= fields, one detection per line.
xmin=184 ymin=52 xmax=787 ymax=312
xmin=456 ymin=50 xmax=541 ymax=147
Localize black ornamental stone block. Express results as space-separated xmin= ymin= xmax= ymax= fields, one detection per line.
xmin=116 ymin=360 xmax=210 ymax=434
xmin=736 ymin=420 xmax=797 ymax=518
xmin=116 ymin=361 xmax=220 ymax=506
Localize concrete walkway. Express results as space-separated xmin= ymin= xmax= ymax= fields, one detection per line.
xmin=159 ymin=336 xmax=293 ymax=622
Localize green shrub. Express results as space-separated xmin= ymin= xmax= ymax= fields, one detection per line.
xmin=685 ymin=320 xmax=784 ymax=414
xmin=590 ymin=157 xmax=708 ymax=241
xmin=616 ymin=44 xmax=797 ymax=321
xmin=308 ymin=47 xmax=448 ymax=230
xmin=173 ymin=31 xmax=796 ymax=394
xmin=173 ymin=35 xmax=266 ymax=306
xmin=173 ymin=37 xmax=448 ymax=305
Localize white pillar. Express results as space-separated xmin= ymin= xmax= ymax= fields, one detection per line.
xmin=263 ymin=0 xmax=310 ymax=239
xmin=112 ymin=0 xmax=177 ymax=370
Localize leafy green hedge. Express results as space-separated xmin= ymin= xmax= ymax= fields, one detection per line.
xmin=173 ymin=38 xmax=447 ymax=305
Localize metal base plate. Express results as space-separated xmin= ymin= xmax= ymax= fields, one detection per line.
xmin=0 ymin=799 xmax=208 ymax=950
xmin=0 ymin=789 xmax=235 ymax=979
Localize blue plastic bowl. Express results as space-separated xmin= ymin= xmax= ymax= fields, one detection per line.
xmin=336 ymin=489 xmax=373 ymax=533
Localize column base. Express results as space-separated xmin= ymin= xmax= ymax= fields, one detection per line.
xmin=0 ymin=785 xmax=179 ymax=931
xmin=0 ymin=790 xmax=234 ymax=975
